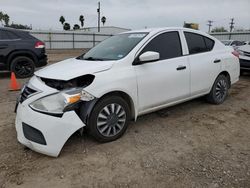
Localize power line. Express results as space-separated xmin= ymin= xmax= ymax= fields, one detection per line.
xmin=229 ymin=18 xmax=235 ymax=39
xmin=207 ymin=20 xmax=213 ymax=33
xmin=229 ymin=18 xmax=235 ymax=32
xmin=97 ymin=2 xmax=100 ymax=32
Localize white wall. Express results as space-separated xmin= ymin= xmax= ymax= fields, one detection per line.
xmin=210 ymin=32 xmax=250 ymax=41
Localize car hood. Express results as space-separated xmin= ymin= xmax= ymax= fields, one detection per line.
xmin=35 ymin=58 xmax=114 ymax=80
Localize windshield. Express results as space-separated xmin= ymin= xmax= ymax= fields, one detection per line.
xmin=221 ymin=40 xmax=231 ymax=46
xmin=82 ymin=33 xmax=148 ymax=61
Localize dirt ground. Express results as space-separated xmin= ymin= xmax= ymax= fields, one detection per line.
xmin=0 ymin=50 xmax=250 ymax=188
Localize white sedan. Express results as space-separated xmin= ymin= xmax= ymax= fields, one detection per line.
xmin=15 ymin=27 xmax=240 ymax=157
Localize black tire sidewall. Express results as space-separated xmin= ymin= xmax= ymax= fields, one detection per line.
xmin=87 ymin=96 xmax=130 ymax=142
xmin=10 ymin=56 xmax=35 ymax=78
xmin=211 ymin=75 xmax=229 ymax=104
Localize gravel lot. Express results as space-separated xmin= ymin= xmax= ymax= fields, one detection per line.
xmin=0 ymin=50 xmax=250 ymax=188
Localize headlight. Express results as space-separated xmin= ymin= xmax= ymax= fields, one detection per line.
xmin=29 ymin=88 xmax=95 ymax=114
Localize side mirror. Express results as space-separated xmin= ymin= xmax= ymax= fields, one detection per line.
xmin=138 ymin=51 xmax=160 ymax=64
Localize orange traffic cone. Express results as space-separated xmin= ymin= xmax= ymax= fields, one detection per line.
xmin=9 ymin=72 xmax=21 ymax=91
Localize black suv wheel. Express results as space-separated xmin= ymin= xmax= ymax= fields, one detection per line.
xmin=10 ymin=56 xmax=35 ymax=78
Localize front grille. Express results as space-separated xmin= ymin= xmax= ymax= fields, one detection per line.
xmin=20 ymin=86 xmax=37 ymax=103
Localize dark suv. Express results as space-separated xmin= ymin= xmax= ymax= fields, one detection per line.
xmin=0 ymin=27 xmax=47 ymax=78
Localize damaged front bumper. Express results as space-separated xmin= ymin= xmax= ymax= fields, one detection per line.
xmin=15 ymin=76 xmax=86 ymax=157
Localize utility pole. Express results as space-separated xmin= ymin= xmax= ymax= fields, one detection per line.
xmin=229 ymin=18 xmax=235 ymax=40
xmin=97 ymin=2 xmax=100 ymax=32
xmin=207 ymin=20 xmax=213 ymax=33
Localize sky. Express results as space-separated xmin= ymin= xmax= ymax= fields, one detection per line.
xmin=0 ymin=0 xmax=250 ymax=32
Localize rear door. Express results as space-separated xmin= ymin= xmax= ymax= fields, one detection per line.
xmin=184 ymin=32 xmax=221 ymax=95
xmin=134 ymin=31 xmax=190 ymax=112
xmin=0 ymin=30 xmax=20 ymax=65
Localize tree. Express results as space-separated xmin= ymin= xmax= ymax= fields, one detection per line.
xmin=211 ymin=27 xmax=228 ymax=33
xmin=8 ymin=23 xmax=31 ymax=30
xmin=0 ymin=11 xmax=3 ymax=25
xmin=101 ymin=16 xmax=106 ymax=26
xmin=79 ymin=15 xmax=84 ymax=28
xmin=2 ymin=14 xmax=9 ymax=26
xmin=0 ymin=11 xmax=10 ymax=26
xmin=59 ymin=16 xmax=65 ymax=25
xmin=73 ymin=24 xmax=80 ymax=30
xmin=63 ymin=23 xmax=70 ymax=30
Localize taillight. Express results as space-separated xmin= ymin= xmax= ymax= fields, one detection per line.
xmin=35 ymin=41 xmax=45 ymax=49
xmin=232 ymin=50 xmax=239 ymax=58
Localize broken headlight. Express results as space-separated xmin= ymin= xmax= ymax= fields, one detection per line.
xmin=29 ymin=88 xmax=95 ymax=115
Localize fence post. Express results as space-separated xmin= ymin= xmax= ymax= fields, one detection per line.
xmin=49 ymin=32 xmax=52 ymax=49
xmin=93 ymin=33 xmax=95 ymax=47
xmin=72 ymin=32 xmax=75 ymax=49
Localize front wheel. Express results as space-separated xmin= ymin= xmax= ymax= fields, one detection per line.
xmin=206 ymin=75 xmax=229 ymax=104
xmin=86 ymin=96 xmax=130 ymax=142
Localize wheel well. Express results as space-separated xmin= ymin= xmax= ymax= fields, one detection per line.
xmin=7 ymin=51 xmax=36 ymax=69
xmin=100 ymin=91 xmax=135 ymax=120
xmin=219 ymin=71 xmax=231 ymax=88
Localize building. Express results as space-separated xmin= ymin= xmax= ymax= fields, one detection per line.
xmin=80 ymin=26 xmax=131 ymax=34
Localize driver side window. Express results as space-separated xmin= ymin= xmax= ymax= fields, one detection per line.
xmin=140 ymin=31 xmax=183 ymax=60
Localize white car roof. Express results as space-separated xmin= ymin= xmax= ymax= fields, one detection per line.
xmin=122 ymin=27 xmax=217 ymax=40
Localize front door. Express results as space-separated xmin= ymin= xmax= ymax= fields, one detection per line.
xmin=134 ymin=31 xmax=190 ymax=113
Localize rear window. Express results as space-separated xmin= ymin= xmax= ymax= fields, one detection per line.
xmin=204 ymin=37 xmax=214 ymax=51
xmin=184 ymin=32 xmax=215 ymax=54
xmin=0 ymin=30 xmax=19 ymax=40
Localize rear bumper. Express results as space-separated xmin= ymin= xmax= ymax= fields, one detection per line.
xmin=240 ymin=59 xmax=250 ymax=70
xmin=36 ymin=55 xmax=47 ymax=67
xmin=15 ymin=100 xmax=85 ymax=157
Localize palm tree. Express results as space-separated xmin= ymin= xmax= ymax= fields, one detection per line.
xmin=101 ymin=16 xmax=106 ymax=26
xmin=59 ymin=16 xmax=65 ymax=25
xmin=79 ymin=15 xmax=84 ymax=28
xmin=0 ymin=12 xmax=10 ymax=26
xmin=63 ymin=23 xmax=70 ymax=30
xmin=73 ymin=24 xmax=80 ymax=30
xmin=2 ymin=14 xmax=10 ymax=26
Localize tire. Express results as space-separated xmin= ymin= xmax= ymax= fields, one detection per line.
xmin=86 ymin=96 xmax=130 ymax=142
xmin=206 ymin=75 xmax=229 ymax=104
xmin=10 ymin=56 xmax=35 ymax=78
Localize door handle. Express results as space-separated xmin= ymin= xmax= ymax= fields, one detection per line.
xmin=176 ymin=66 xmax=186 ymax=71
xmin=214 ymin=59 xmax=221 ymax=63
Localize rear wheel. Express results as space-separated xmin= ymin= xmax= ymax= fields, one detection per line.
xmin=206 ymin=75 xmax=229 ymax=104
xmin=10 ymin=56 xmax=35 ymax=78
xmin=86 ymin=96 xmax=130 ymax=142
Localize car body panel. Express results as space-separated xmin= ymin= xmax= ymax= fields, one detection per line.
xmin=15 ymin=103 xmax=84 ymax=157
xmin=238 ymin=45 xmax=250 ymax=70
xmin=35 ymin=58 xmax=115 ymax=80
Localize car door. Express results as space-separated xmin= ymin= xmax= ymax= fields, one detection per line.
xmin=183 ymin=32 xmax=221 ymax=96
xmin=134 ymin=31 xmax=190 ymax=113
xmin=0 ymin=30 xmax=8 ymax=64
xmin=0 ymin=30 xmax=19 ymax=65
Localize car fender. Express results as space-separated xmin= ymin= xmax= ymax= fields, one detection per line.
xmin=7 ymin=50 xmax=38 ymax=68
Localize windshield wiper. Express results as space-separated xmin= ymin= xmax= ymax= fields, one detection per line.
xmin=83 ymin=57 xmax=104 ymax=61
